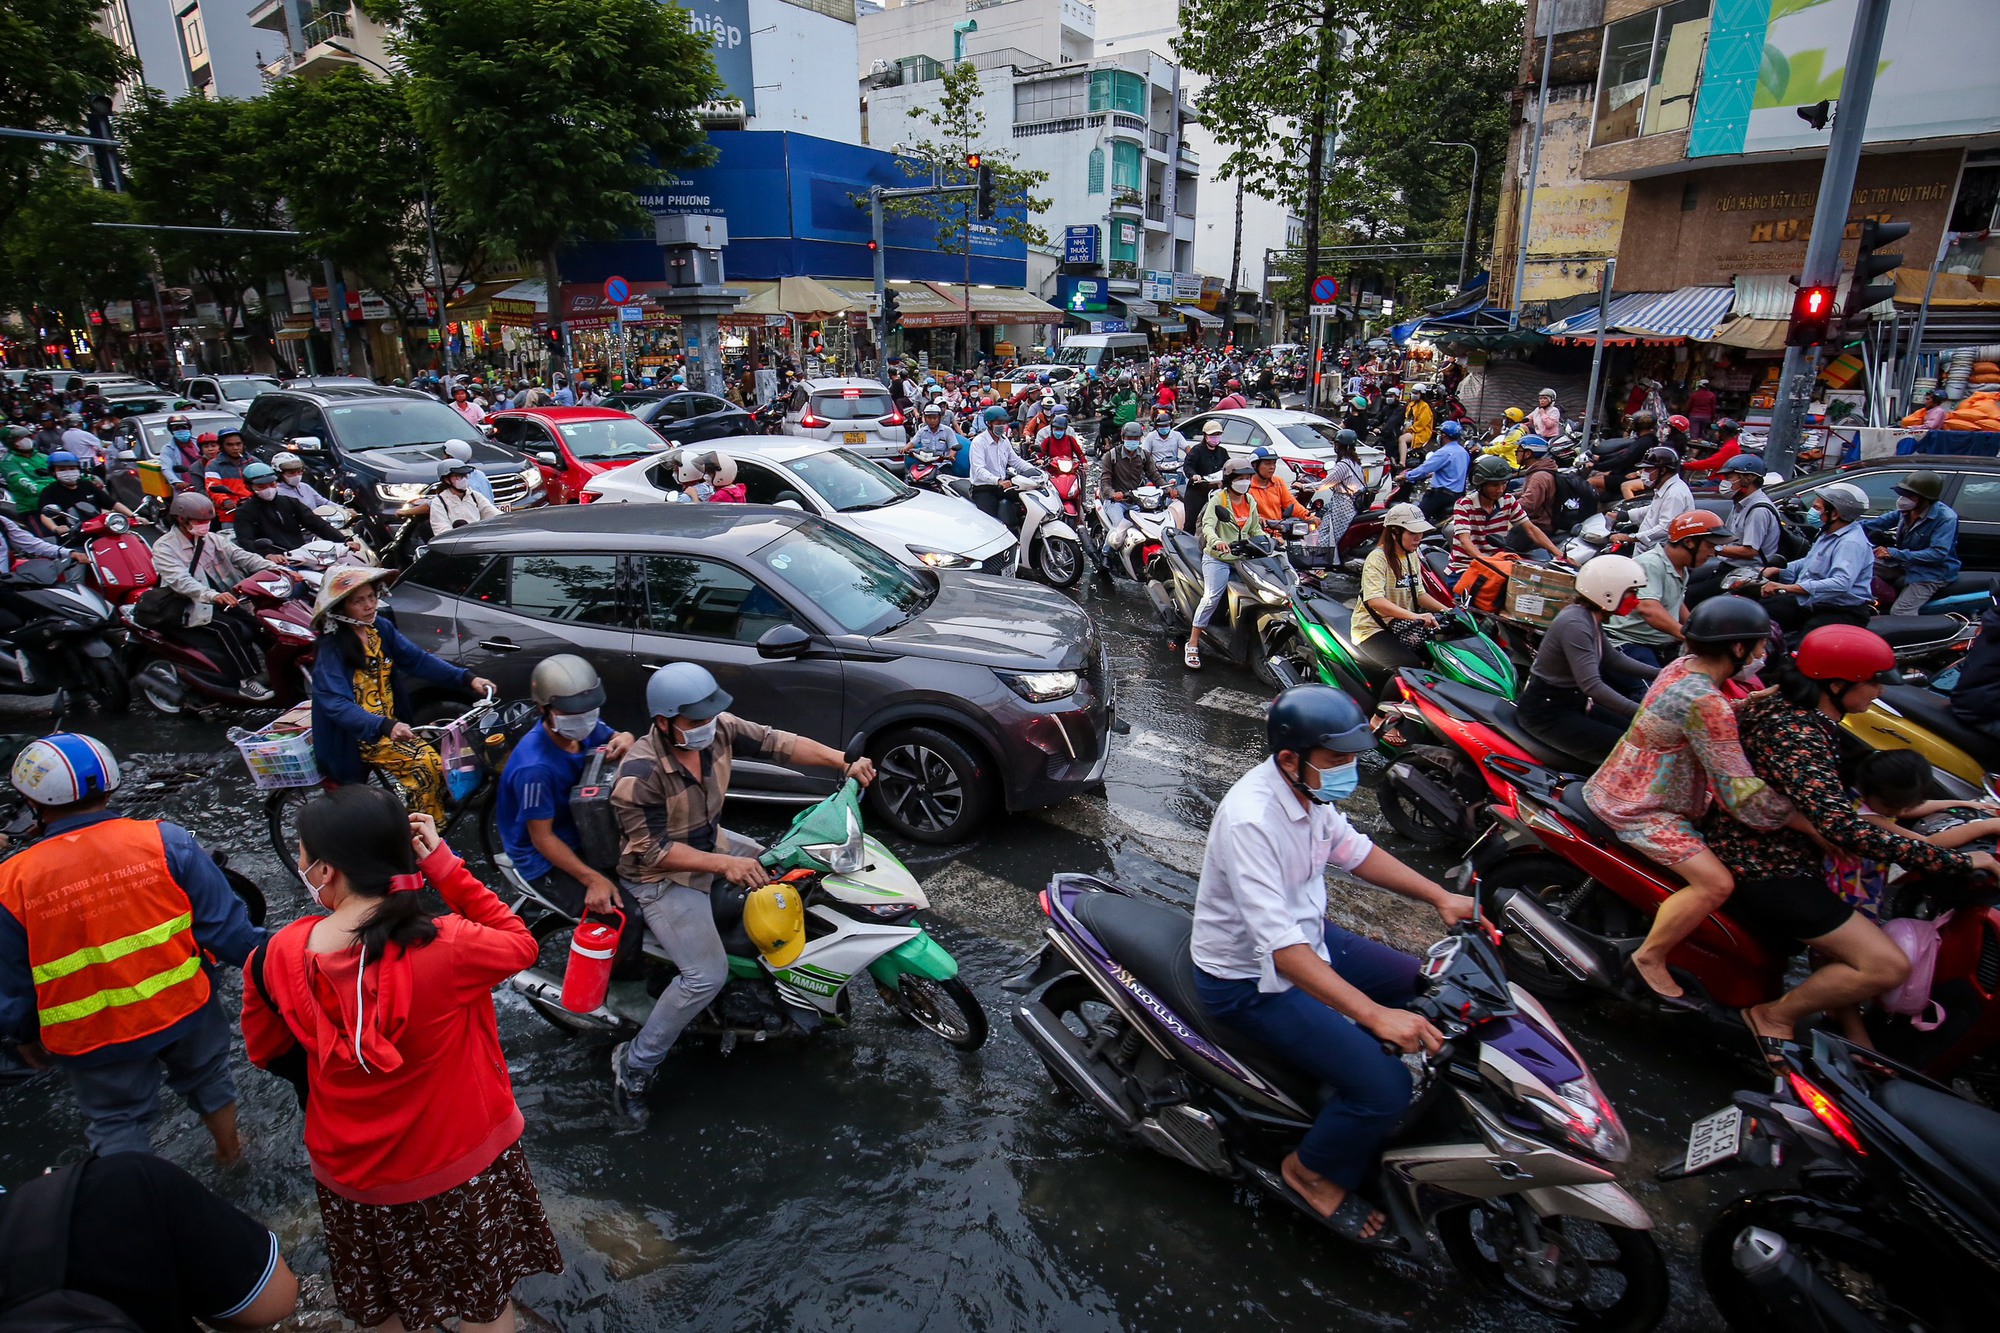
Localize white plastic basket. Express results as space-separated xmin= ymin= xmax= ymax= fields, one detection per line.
xmin=230 ymin=722 xmax=320 ymax=791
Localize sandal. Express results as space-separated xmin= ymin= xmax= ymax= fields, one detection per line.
xmin=1739 ymin=1009 xmax=1795 ymax=1070
xmin=1183 ymin=641 xmax=1201 ymax=670
xmin=1622 ymin=955 xmax=1703 ymax=1013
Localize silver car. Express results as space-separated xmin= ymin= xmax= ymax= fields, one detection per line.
xmin=783 ymin=376 xmax=907 ymax=463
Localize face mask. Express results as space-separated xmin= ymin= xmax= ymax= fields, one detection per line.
xmin=1613 ymin=591 xmax=1641 ymax=617
xmin=1301 ymin=758 xmax=1360 ymax=805
xmin=1735 ymin=647 xmax=1768 ymax=683
xmin=281 ymin=473 xmax=303 ymax=487
xmin=1807 ymin=506 xmax=1826 ymax=529
xmin=54 ymin=470 xmax=78 ymax=484
xmin=1229 ymin=478 xmax=1252 ymax=494
xmin=450 ymin=476 xmax=469 ymax=491
xmin=299 ymin=858 xmax=333 ymax=910
xmin=551 ymin=708 xmax=599 ymax=741
xmin=254 ymin=485 xmax=278 ymax=501
xmin=170 ymin=429 xmax=192 ymax=443
xmin=1895 ymin=495 xmax=1918 ymax=513
xmin=186 ymin=521 xmax=211 ymax=538
xmin=675 ymin=717 xmax=717 ymax=750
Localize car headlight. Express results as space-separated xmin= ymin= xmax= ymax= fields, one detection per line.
xmin=998 ymin=669 xmax=1079 ymax=702
xmin=909 ymin=547 xmax=974 ymax=569
xmin=376 ymin=481 xmax=429 ymax=504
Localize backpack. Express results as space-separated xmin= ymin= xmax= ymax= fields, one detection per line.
xmin=0 ymin=1164 xmax=145 ymax=1333
xmin=1740 ymin=493 xmax=1810 ymax=562
xmin=1880 ymin=913 xmax=1951 ymax=1032
xmin=1551 ymin=471 xmax=1595 ymax=531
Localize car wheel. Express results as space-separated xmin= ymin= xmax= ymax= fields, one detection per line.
xmin=866 ymin=725 xmax=995 ymax=845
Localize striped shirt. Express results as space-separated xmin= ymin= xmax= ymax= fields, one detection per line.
xmin=1450 ymin=492 xmax=1525 ymax=570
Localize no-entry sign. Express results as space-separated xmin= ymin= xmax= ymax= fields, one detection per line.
xmin=603 ymin=276 xmax=631 ymax=305
xmin=1311 ymin=275 xmax=1339 ymax=303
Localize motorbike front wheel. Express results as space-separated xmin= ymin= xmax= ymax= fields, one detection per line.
xmin=1436 ymin=1201 xmax=1667 ymax=1333
xmin=1698 ymin=1195 xmax=1957 ymax=1333
xmin=888 ymin=974 xmax=988 ymax=1050
xmin=1035 ymin=535 xmax=1084 ymax=588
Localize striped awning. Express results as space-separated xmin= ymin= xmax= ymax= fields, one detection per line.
xmin=1618 ymin=286 xmax=1735 ymax=340
xmin=1540 ymin=292 xmax=1662 ymax=338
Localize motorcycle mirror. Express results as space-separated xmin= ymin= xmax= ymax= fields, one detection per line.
xmin=843 ymin=731 xmax=867 ymax=765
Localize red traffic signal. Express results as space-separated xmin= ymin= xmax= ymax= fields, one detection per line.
xmin=1786 ymin=282 xmax=1837 ymax=347
xmin=965 ymin=153 xmax=982 ymax=170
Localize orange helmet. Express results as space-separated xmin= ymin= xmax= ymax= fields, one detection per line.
xmin=1666 ymin=509 xmax=1731 ymax=544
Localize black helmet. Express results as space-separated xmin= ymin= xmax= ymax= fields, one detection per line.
xmin=1267 ymin=685 xmax=1372 ymax=760
xmin=1642 ymin=445 xmax=1681 ymax=472
xmin=1683 ymin=595 xmax=1771 ymax=647
xmin=1471 ymin=454 xmax=1512 ymax=485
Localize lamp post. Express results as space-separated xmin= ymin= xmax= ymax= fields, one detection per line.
xmin=1429 ymin=141 xmax=1480 ymax=295
xmin=325 ymin=40 xmax=454 ymax=375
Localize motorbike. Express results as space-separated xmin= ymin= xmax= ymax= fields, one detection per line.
xmin=1471 ymin=760 xmax=2000 ymax=1085
xmin=0 ymin=555 xmax=127 ymax=711
xmin=501 ymin=769 xmax=987 ymax=1052
xmin=127 ymin=566 xmax=316 ymax=715
xmin=1661 ymin=1033 xmax=2000 ymax=1332
xmin=1149 ymin=527 xmax=1300 ymax=682
xmin=1002 ymin=469 xmax=1084 ymax=588
xmin=903 ymin=445 xmax=952 ymax=493
xmin=1040 ymin=450 xmax=1087 ymax=522
xmin=1843 ymin=683 xmax=2000 ymax=802
xmin=1715 ymin=567 xmax=1975 ymax=683
xmin=750 ymin=397 xmax=788 ymax=435
xmin=1086 ymin=483 xmax=1176 ymax=582
xmin=1010 ymin=874 xmax=1667 ymax=1331
xmin=1266 ymin=566 xmax=1517 ymax=704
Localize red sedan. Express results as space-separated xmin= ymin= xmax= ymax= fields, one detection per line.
xmin=487 ymin=407 xmax=674 ymax=504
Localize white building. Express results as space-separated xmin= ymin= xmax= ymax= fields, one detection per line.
xmin=681 ymin=0 xmax=865 ymax=141
xmin=98 ymin=0 xmax=266 ymax=102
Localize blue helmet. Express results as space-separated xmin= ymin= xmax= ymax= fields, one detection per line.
xmin=644 ymin=662 xmax=731 ymax=721
xmin=48 ymin=450 xmax=78 ymax=468
xmin=983 ymin=405 xmax=1009 ymax=424
xmin=1439 ymin=420 xmax=1464 ymax=440
xmin=1249 ymin=445 xmax=1277 ymax=463
xmin=1266 ymin=686 xmax=1372 ymax=760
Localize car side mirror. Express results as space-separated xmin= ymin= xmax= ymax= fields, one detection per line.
xmin=755 ymin=623 xmax=812 ymax=660
xmin=772 ymin=498 xmax=804 ymax=511
xmin=290 ymin=435 xmax=323 ymax=452
xmin=534 ymin=451 xmax=558 ymax=465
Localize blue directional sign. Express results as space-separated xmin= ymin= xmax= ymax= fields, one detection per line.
xmin=1064 ymin=225 xmax=1101 ymax=266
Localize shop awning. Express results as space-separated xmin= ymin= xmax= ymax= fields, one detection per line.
xmin=274 ymin=327 xmax=312 ymax=342
xmin=732 ymin=276 xmax=861 ymax=319
xmin=1175 ymin=304 xmax=1223 ymax=329
xmin=1619 ymin=286 xmax=1734 ymax=341
xmin=1707 ymin=316 xmax=1790 ymax=352
xmin=1540 ymin=292 xmax=1663 ymax=340
xmin=1120 ymin=298 xmax=1162 ymax=321
xmin=966 ymin=287 xmax=1066 ymax=323
xmin=445 ymin=279 xmax=528 ymax=320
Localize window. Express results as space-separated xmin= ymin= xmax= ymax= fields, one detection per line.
xmin=221 ymin=379 xmax=278 ymax=402
xmin=1087 ymin=148 xmax=1105 ymax=195
xmin=1110 ymin=222 xmax=1137 ymax=264
xmin=789 ymin=449 xmax=909 ymax=513
xmin=324 ymin=399 xmax=484 ymax=450
xmin=750 ymin=523 xmax=932 ymax=636
xmin=403 ymin=550 xmax=493 ymax=599
xmin=179 ymin=10 xmax=205 ymax=61
xmin=289 ymin=407 xmax=330 ymax=444
xmin=1593 ymin=1 xmax=1711 ymax=146
xmin=1947 ymin=477 xmax=2000 ymax=524
xmin=809 ymin=392 xmax=894 ymax=421
xmin=556 ymin=418 xmax=664 ymax=461
xmin=1089 ymin=71 xmax=1144 ymax=116
xmin=1950 ymin=154 xmax=2000 ymax=232
xmin=689 ymin=395 xmax=730 ymax=416
xmin=1802 ymin=471 xmax=1901 ymax=517
xmin=641 ymin=555 xmax=795 ymax=644
xmin=732 ymin=460 xmax=797 ymax=506
xmin=1111 ymin=142 xmax=1142 ymax=194
xmin=503 ymin=554 xmax=625 ymax=625
xmin=1014 ymin=74 xmax=1087 ymax=124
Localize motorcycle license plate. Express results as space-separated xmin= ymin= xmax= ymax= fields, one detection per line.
xmin=843 ymin=431 xmax=868 ymax=445
xmin=1682 ymin=1106 xmax=1744 ymax=1176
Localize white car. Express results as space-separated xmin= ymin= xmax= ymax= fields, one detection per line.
xmin=1172 ymin=407 xmax=1387 ymax=492
xmin=782 ymin=377 xmax=907 ymax=465
xmin=582 ymin=436 xmax=1018 ymax=573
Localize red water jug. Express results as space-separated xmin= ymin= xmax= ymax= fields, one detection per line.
xmin=561 ymin=908 xmax=625 ymax=1014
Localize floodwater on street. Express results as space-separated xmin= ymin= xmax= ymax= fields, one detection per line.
xmin=0 ymin=572 xmax=1782 ymax=1332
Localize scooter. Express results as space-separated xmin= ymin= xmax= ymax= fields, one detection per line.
xmin=1266 ymin=572 xmax=1518 ymax=704
xmin=0 ymin=555 xmax=128 ymax=711
xmin=1843 ymin=683 xmax=2000 ymax=802
xmin=125 ymin=567 xmax=316 ymax=715
xmin=502 ymin=768 xmax=987 ymax=1052
xmin=1662 ymin=1034 xmax=2000 ymax=1332
xmin=903 ymin=446 xmax=952 ymax=493
xmin=1086 ymin=484 xmax=1176 ymax=582
xmin=1149 ymin=527 xmax=1299 ymax=683
xmin=1010 ymin=874 xmax=1667 ymax=1331
xmin=1041 ymin=450 xmax=1086 ymax=522
xmin=1003 ymin=469 xmax=1084 ymax=588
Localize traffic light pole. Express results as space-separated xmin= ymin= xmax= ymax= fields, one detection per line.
xmin=1765 ymin=0 xmax=1893 ymax=478
xmin=869 ymin=179 xmax=978 ymax=371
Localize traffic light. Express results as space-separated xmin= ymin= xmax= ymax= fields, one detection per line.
xmin=881 ymin=287 xmax=900 ymax=327
xmin=1786 ymin=282 xmax=1837 ymax=348
xmin=1844 ymin=218 xmax=1909 ymax=337
xmin=545 ymin=323 xmax=564 ymax=354
xmin=967 ymin=152 xmax=996 ymax=221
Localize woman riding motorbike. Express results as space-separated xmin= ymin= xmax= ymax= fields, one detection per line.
xmin=1308 ymin=429 xmax=1368 ymax=554
xmin=1582 ymin=596 xmax=1815 ymax=1005
xmin=307 ymin=566 xmax=495 ymax=820
xmin=1518 ymin=554 xmax=1658 ymax=765
xmin=1706 ymin=625 xmax=2000 ymax=1057
xmin=1349 ymin=503 xmax=1451 ymax=678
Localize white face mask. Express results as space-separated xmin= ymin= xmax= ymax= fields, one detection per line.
xmin=299 ymin=858 xmax=333 ymax=910
xmin=550 ymin=708 xmax=599 ymax=741
xmin=54 ymin=470 xmax=79 ymax=484
xmin=675 ymin=717 xmax=717 ymax=750
xmin=254 ymin=485 xmax=278 ymax=501
xmin=449 ymin=476 xmax=469 ymax=491
xmin=1229 ymin=478 xmax=1252 ymax=494
xmin=1736 ymin=648 xmax=1768 ymax=682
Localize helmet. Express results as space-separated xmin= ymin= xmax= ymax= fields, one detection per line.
xmin=1334 ymin=428 xmax=1360 ymax=448
xmin=1520 ymin=435 xmax=1551 ymax=454
xmin=1503 ymin=407 xmax=1526 ymax=423
xmin=167 ymin=492 xmax=215 ymax=523
xmin=1666 ymin=414 xmax=1691 ymax=433
xmin=1629 ymin=412 xmax=1657 ymax=432
xmin=1641 ymin=445 xmax=1681 ymax=472
xmin=1575 ymin=554 xmax=1646 ymax=612
xmin=530 ymin=653 xmax=606 ymax=713
xmin=702 ymin=452 xmax=737 ymax=486
xmin=242 ymin=462 xmax=276 ymax=484
xmin=47 ymin=450 xmax=78 ymax=468
xmin=1349 ymin=394 xmax=1367 ymax=410
xmin=1152 ymin=407 xmax=1172 ymax=421
xmin=1222 ymin=457 xmax=1257 ymax=479
xmin=1120 ymin=421 xmax=1144 ymax=441
xmin=921 ymin=402 xmax=943 ymax=416
xmin=165 ymin=413 xmax=191 ymax=429
xmin=1439 ymin=420 xmax=1464 ymax=439
xmin=439 ymin=459 xmax=476 ymax=478
xmin=1538 ymin=388 xmax=1556 ymax=400
xmin=1682 ymin=595 xmax=1771 ymax=647
xmin=272 ymin=451 xmax=303 ymax=472
xmin=1267 ymin=685 xmax=1373 ymax=760
xmin=1720 ymin=453 xmax=1766 ymax=477
xmin=310 ymin=565 xmax=394 ymax=630
xmin=1226 ymin=378 xmax=1241 ymax=388
xmin=1896 ymin=471 xmax=1945 ymax=503
xmin=1471 ymin=455 xmax=1512 ymax=485
xmin=1050 ymin=413 xmax=1069 ymax=428
xmin=645 ymin=661 xmax=731 ymax=721
xmin=443 ymin=439 xmax=475 ymax=462
xmin=1795 ymin=625 xmax=1898 ymax=685
xmin=1666 ymin=509 xmax=1731 ymax=544
xmin=11 ymin=734 xmax=120 ymax=806
xmin=743 ymin=882 xmax=805 ymax=967
xmin=1381 ymin=501 xmax=1434 ymax=534
xmin=1816 ymin=481 xmax=1869 ymax=522
xmin=1714 ymin=417 xmax=1741 ymax=438
xmin=217 ymin=427 xmax=243 ymax=443
xmin=983 ymin=406 xmax=1008 ymax=424
xmin=1384 ymin=387 xmax=1401 ymax=399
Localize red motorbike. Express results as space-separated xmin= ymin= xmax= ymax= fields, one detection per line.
xmin=124 ymin=566 xmax=317 ymax=715
xmin=1472 ymin=758 xmax=2000 ymax=1084
xmin=1040 ymin=449 xmax=1086 ymax=520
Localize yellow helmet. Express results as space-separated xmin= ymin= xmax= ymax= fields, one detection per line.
xmin=743 ymin=883 xmax=805 ymax=968
xmin=1503 ymin=407 xmax=1526 ymax=423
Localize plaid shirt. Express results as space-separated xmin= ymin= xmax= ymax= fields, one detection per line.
xmin=611 ymin=713 xmax=801 ymax=888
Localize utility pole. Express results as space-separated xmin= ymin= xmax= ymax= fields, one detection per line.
xmin=1580 ymin=258 xmax=1616 ymax=455
xmin=1765 ymin=0 xmax=1893 ymax=478
xmin=870 ymin=177 xmax=978 ymax=369
xmin=1509 ymin=0 xmax=1554 ymax=329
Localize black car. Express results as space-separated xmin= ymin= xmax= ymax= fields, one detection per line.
xmin=1767 ymin=455 xmax=2000 ymax=569
xmin=389 ymin=503 xmax=1114 ymax=843
xmin=237 ymin=385 xmax=545 ymax=543
xmin=600 ymin=390 xmax=754 ymax=447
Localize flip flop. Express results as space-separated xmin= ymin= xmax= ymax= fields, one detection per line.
xmin=1738 ymin=1009 xmax=1795 ymax=1070
xmin=1621 ymin=955 xmax=1703 ymax=1013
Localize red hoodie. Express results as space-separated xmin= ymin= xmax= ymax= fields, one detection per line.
xmin=242 ymin=843 xmax=537 ymax=1205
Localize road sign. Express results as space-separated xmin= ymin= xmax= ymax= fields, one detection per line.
xmin=1311 ymin=275 xmax=1339 ymax=303
xmin=1309 ymin=304 xmax=1339 ymax=317
xmin=619 ymin=304 xmax=644 ymax=322
xmin=603 ymin=276 xmax=630 ymax=305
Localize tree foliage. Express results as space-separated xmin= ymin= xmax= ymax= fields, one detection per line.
xmin=0 ymin=0 xmax=135 ymax=229
xmin=884 ymin=62 xmax=1052 ymax=252
xmin=0 ymin=165 xmax=152 ymax=324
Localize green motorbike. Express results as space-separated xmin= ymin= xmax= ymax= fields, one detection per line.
xmin=1265 ymin=581 xmax=1519 ymax=707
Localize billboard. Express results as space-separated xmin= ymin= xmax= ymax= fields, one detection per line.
xmin=1058 ymin=276 xmax=1107 ymax=314
xmin=1690 ymin=0 xmax=2000 ymax=158
xmin=670 ymin=0 xmax=754 ymax=116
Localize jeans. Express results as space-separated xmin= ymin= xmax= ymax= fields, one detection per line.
xmin=1614 ymin=641 xmax=1666 ymax=669
xmin=1100 ymin=498 xmax=1132 ymax=545
xmin=63 ymin=991 xmax=238 ymax=1157
xmin=1193 ymin=923 xmax=1420 ymax=1188
xmin=619 ymin=829 xmax=761 ymax=1075
xmin=1192 ymin=555 xmax=1234 ymax=628
xmin=1418 ymin=487 xmax=1462 ymax=525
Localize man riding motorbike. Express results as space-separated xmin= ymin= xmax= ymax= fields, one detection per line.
xmin=1688 ymin=453 xmax=1782 ymax=604
xmin=1607 ymin=509 xmax=1732 ymax=668
xmin=1098 ymin=421 xmax=1174 ymax=546
xmin=232 ymin=461 xmax=363 ymax=558
xmin=1247 ymin=447 xmax=1311 ymax=528
xmin=1760 ymin=480 xmax=1875 ymax=636
xmin=151 ymin=492 xmax=294 ymax=699
xmin=1864 ymin=470 xmax=1961 ymax=615
xmin=1192 ymin=686 xmax=1473 ymax=1239
xmin=1144 ymin=409 xmax=1190 ymax=483
xmin=1402 ymin=418 xmax=1470 ymax=525
xmin=1631 ymin=446 xmax=1694 ymax=550
xmin=34 ymin=450 xmax=135 ymax=537
xmin=1450 ymin=453 xmax=1563 ymax=573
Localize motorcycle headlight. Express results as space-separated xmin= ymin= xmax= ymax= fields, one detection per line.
xmin=909 ymin=547 xmax=974 ymax=569
xmin=261 ymin=617 xmax=314 ymax=642
xmin=376 ymin=481 xmax=429 ymax=505
xmin=998 ymin=668 xmax=1079 ymax=702
xmin=804 ymin=809 xmax=867 ymax=874
xmin=1521 ymin=1074 xmax=1630 ymax=1163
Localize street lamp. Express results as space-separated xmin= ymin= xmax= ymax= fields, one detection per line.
xmin=1429 ymin=140 xmax=1479 ymax=296
xmin=325 ymin=39 xmax=454 ymax=375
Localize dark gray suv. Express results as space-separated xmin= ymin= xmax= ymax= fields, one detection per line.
xmin=388 ymin=504 xmax=1113 ymax=843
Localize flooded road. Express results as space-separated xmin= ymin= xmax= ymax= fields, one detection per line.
xmin=0 ymin=574 xmax=1778 ymax=1332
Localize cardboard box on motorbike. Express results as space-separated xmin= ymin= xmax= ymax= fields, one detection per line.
xmin=1502 ymin=563 xmax=1577 ymax=630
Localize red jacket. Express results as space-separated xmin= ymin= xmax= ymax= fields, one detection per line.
xmin=242 ymin=842 xmax=536 ymax=1205
xmin=1682 ymin=436 xmax=1742 ymax=476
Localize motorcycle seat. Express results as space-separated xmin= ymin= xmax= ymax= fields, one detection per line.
xmin=1878 ymin=685 xmax=2000 ymax=773
xmin=1161 ymin=527 xmax=1204 ymax=567
xmin=1869 ymin=614 xmax=1965 ymax=648
xmin=1069 ymin=892 xmax=1322 ymax=1109
xmin=1423 ymin=676 xmax=1586 ymax=772
xmin=1937 ymin=571 xmax=2000 ymax=601
xmin=1876 ymin=1077 xmax=2000 ymax=1197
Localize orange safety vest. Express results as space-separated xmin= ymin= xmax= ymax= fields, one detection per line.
xmin=0 ymin=818 xmax=208 ymax=1058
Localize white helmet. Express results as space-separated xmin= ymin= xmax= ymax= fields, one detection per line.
xmin=443 ymin=439 xmax=475 ymax=462
xmin=12 ymin=733 xmax=121 ymax=806
xmin=272 ymin=450 xmax=303 ymax=472
xmin=1575 ymin=554 xmax=1646 ymax=613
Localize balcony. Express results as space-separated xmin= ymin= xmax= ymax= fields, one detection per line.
xmin=1109 ymin=260 xmax=1138 ymax=281
xmin=1144 ymin=200 xmax=1167 ymax=224
xmin=1176 ymin=144 xmax=1199 ymax=174
xmin=301 ymin=10 xmax=352 ymax=47
xmin=1108 ymin=187 xmax=1142 ymax=214
xmin=249 ymin=0 xmax=287 ymax=34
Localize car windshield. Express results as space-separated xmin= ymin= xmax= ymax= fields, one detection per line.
xmin=326 ymin=399 xmax=481 ymax=450
xmin=788 ymin=449 xmax=912 ymax=512
xmin=1276 ymin=422 xmax=1343 ymax=451
xmin=223 ymin=379 xmax=279 ymax=401
xmin=751 ymin=522 xmax=932 ymax=635
xmin=1054 ymin=346 xmax=1093 ymax=366
xmin=559 ymin=417 xmax=669 ymax=460
xmin=135 ymin=416 xmax=234 ymax=458
xmin=811 ymin=392 xmax=893 ymax=421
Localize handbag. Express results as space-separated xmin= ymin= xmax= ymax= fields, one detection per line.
xmin=132 ymin=535 xmax=206 ymax=630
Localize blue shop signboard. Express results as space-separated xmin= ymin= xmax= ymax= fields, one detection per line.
xmin=1063 ymin=225 xmax=1100 ymax=265
xmin=1058 ymin=275 xmax=1107 ymax=314
xmin=670 ymin=0 xmax=754 ymax=116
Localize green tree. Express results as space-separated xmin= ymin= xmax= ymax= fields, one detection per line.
xmin=118 ymin=89 xmax=298 ymax=369
xmin=393 ymin=0 xmax=721 ymax=360
xmin=0 ymin=0 xmax=134 ymax=229
xmin=0 ymin=164 xmax=153 ymax=365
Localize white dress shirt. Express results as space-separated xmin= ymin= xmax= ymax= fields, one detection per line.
xmin=1191 ymin=757 xmax=1375 ymax=992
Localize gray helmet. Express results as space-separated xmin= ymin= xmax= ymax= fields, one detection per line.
xmin=167 ymin=492 xmax=215 ymax=523
xmin=531 ymin=654 xmax=605 ymax=713
xmin=1817 ymin=481 xmax=1869 ymax=522
xmin=645 ymin=661 xmax=731 ymax=721
xmin=1222 ymin=457 xmax=1257 ymax=478
xmin=1471 ymin=454 xmax=1512 ymax=485
xmin=1120 ymin=421 xmax=1144 ymax=441
xmin=1720 ymin=453 xmax=1766 ymax=477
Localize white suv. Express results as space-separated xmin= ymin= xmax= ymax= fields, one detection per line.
xmin=783 ymin=377 xmax=907 ymax=463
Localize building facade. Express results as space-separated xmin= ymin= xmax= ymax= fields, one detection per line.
xmin=99 ymin=0 xmax=266 ymax=102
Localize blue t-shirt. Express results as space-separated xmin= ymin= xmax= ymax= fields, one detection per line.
xmin=496 ymin=720 xmax=613 ymax=880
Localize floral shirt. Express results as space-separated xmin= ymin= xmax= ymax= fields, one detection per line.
xmin=1705 ymin=692 xmax=1973 ymax=881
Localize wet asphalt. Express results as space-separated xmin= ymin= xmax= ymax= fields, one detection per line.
xmin=0 ymin=571 xmax=1783 ymax=1332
